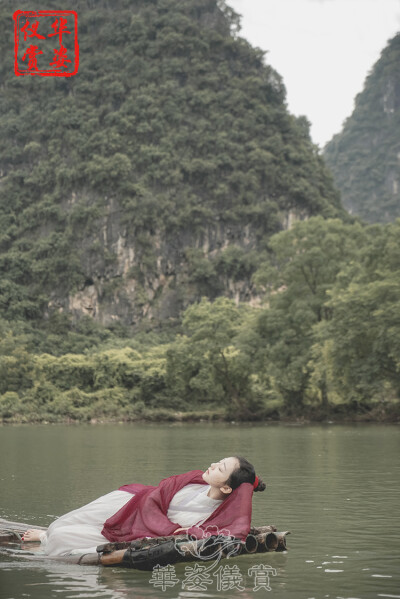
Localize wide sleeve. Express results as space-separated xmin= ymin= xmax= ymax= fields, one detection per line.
xmin=102 ymin=470 xmax=206 ymax=542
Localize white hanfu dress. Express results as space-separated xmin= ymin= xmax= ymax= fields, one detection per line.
xmin=39 ymin=484 xmax=222 ymax=556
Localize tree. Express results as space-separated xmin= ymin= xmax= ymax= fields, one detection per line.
xmin=316 ymin=222 xmax=400 ymax=402
xmin=253 ymin=217 xmax=366 ymax=408
xmin=166 ymin=297 xmax=259 ymax=418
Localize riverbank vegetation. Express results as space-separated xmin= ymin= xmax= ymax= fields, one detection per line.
xmin=1 ymin=217 xmax=399 ymax=424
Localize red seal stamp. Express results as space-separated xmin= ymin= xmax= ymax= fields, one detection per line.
xmin=13 ymin=10 xmax=79 ymax=77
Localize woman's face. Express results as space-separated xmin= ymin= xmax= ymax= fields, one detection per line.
xmin=202 ymin=456 xmax=239 ymax=490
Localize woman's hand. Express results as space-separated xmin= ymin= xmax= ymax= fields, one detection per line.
xmin=173 ymin=527 xmax=189 ymax=534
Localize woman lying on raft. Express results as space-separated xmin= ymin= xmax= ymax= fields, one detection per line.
xmin=22 ymin=456 xmax=266 ymax=556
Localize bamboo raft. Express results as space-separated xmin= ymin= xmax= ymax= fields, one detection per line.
xmin=0 ymin=518 xmax=290 ymax=571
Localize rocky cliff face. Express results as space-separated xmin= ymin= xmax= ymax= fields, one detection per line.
xmin=59 ymin=200 xmax=305 ymax=327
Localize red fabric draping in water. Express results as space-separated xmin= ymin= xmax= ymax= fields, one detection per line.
xmin=101 ymin=470 xmax=253 ymax=542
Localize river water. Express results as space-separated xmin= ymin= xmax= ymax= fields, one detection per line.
xmin=0 ymin=423 xmax=399 ymax=599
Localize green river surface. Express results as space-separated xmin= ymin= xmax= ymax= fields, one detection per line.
xmin=0 ymin=423 xmax=399 ymax=599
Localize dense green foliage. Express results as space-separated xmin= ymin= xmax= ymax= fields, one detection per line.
xmin=1 ymin=217 xmax=399 ymax=423
xmin=324 ymin=34 xmax=400 ymax=223
xmin=253 ymin=217 xmax=400 ymax=413
xmin=1 ymin=1 xmax=397 ymax=422
xmin=0 ymin=0 xmax=341 ymax=325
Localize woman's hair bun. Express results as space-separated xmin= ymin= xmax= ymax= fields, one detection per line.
xmin=254 ymin=477 xmax=266 ymax=492
xmin=228 ymin=456 xmax=266 ymax=493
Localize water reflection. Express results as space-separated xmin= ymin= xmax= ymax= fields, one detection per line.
xmin=1 ymin=557 xmax=152 ymax=598
xmin=0 ymin=552 xmax=288 ymax=598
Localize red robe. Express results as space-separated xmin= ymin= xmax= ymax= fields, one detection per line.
xmin=101 ymin=470 xmax=253 ymax=542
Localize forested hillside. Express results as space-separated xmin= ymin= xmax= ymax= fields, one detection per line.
xmin=324 ymin=33 xmax=400 ymax=223
xmin=0 ymin=0 xmax=341 ymax=330
xmin=1 ymin=0 xmax=399 ymax=423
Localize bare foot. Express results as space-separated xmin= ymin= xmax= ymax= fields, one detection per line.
xmin=22 ymin=529 xmax=43 ymax=542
